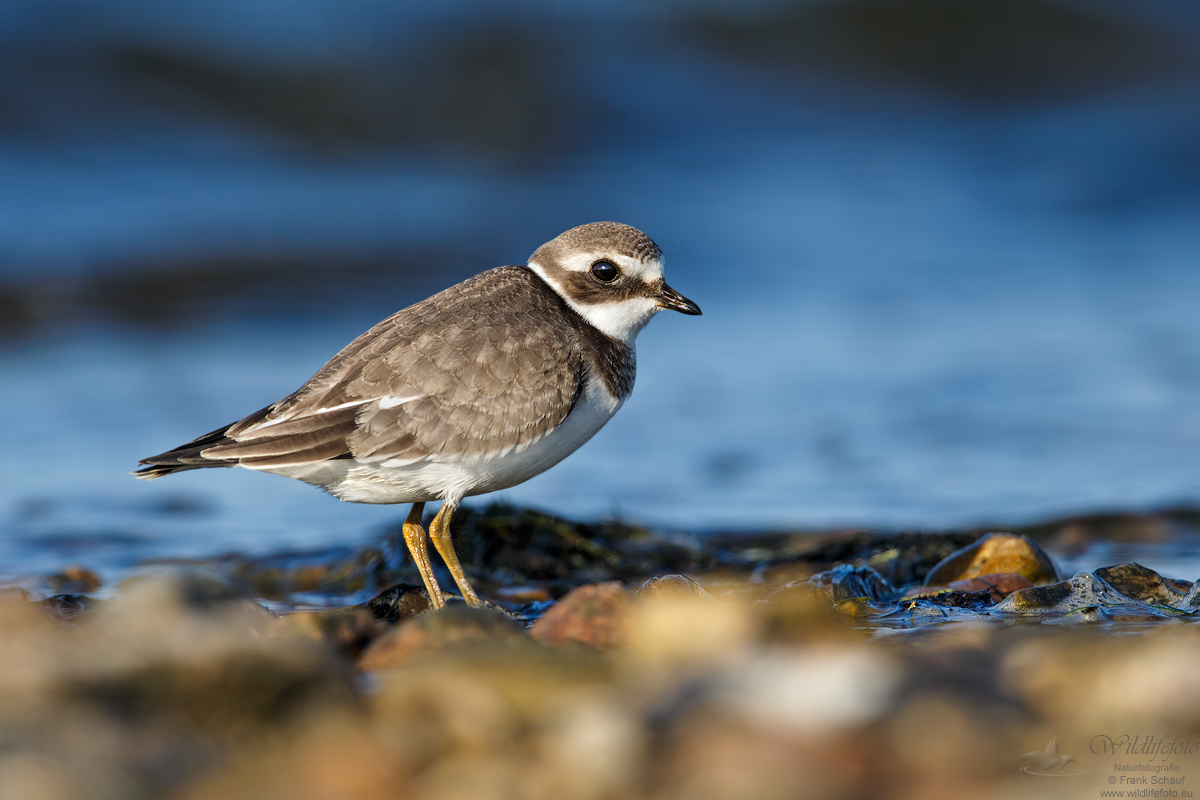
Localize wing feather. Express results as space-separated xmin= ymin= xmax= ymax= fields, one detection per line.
xmin=137 ymin=267 xmax=595 ymax=479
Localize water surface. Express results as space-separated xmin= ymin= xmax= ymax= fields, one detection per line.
xmin=2 ymin=0 xmax=1200 ymax=579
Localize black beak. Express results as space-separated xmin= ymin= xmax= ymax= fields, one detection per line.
xmin=657 ymin=283 xmax=702 ymax=315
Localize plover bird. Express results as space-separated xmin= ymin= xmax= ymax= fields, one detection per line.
xmin=137 ymin=222 xmax=700 ymax=608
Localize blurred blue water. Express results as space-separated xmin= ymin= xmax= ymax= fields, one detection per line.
xmin=2 ymin=0 xmax=1200 ymax=579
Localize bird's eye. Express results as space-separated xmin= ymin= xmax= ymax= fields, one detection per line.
xmin=590 ymin=260 xmax=619 ymax=283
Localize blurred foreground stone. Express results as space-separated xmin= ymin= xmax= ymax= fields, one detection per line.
xmin=530 ymin=582 xmax=634 ymax=650
xmin=360 ymin=604 xmax=526 ymax=670
xmin=5 ymin=504 xmax=1200 ymax=798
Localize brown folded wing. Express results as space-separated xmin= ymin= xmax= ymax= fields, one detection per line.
xmin=137 ymin=266 xmax=588 ymax=476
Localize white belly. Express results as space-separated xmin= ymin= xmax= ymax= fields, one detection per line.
xmin=259 ymin=378 xmax=625 ymax=505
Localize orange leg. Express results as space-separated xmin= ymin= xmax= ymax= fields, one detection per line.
xmin=429 ymin=501 xmax=482 ymax=607
xmin=401 ymin=502 xmax=445 ymax=609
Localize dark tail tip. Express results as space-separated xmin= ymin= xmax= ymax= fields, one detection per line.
xmin=133 ymin=463 xmax=198 ymax=480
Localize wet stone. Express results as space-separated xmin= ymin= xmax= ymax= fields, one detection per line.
xmin=1092 ymin=563 xmax=1192 ymax=606
xmin=364 ymin=583 xmax=432 ymax=623
xmin=529 ymin=582 xmax=635 ymax=650
xmin=813 ymin=564 xmax=898 ymax=604
xmin=1180 ymin=582 xmax=1200 ymax=612
xmin=835 ymin=597 xmax=872 ymax=618
xmin=893 ymin=600 xmax=991 ymax=626
xmin=924 ymin=533 xmax=1058 ymax=587
xmin=994 ymin=571 xmax=1135 ymax=616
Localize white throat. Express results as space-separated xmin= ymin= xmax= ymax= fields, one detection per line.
xmin=528 ymin=262 xmax=662 ymax=346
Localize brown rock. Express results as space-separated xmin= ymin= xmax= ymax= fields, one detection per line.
xmin=923 ymin=533 xmax=1058 ymax=587
xmin=947 ymin=572 xmax=1033 ymax=601
xmin=363 ymin=583 xmax=433 ymax=623
xmin=994 ymin=571 xmax=1132 ymax=615
xmin=530 ymin=582 xmax=634 ymax=650
xmin=1093 ymin=563 xmax=1192 ymax=606
xmin=359 ymin=605 xmax=525 ymax=670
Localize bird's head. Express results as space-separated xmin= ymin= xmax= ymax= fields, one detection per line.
xmin=528 ymin=221 xmax=701 ymax=345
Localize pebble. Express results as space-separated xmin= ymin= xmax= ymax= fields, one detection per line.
xmin=995 ymin=571 xmax=1138 ymax=615
xmin=529 ymin=582 xmax=635 ymax=650
xmin=1093 ymin=563 xmax=1192 ymax=606
xmin=364 ymin=583 xmax=433 ymax=623
xmin=923 ymin=533 xmax=1058 ymax=587
xmin=812 ymin=564 xmax=897 ymax=603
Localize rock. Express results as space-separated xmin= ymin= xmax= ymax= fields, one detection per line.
xmin=835 ymin=597 xmax=872 ymax=618
xmin=924 ymin=533 xmax=1058 ymax=587
xmin=947 ymin=572 xmax=1033 ymax=602
xmin=530 ymin=582 xmax=635 ymax=650
xmin=359 ymin=605 xmax=526 ymax=670
xmin=624 ymin=588 xmax=759 ymax=674
xmin=1092 ymin=563 xmax=1192 ymax=606
xmin=812 ymin=564 xmax=897 ymax=604
xmin=1180 ymin=582 xmax=1200 ymax=612
xmin=639 ymin=575 xmax=713 ymax=600
xmin=900 ymin=588 xmax=995 ymax=610
xmin=994 ymin=571 xmax=1134 ymax=615
xmin=57 ymin=576 xmax=356 ymax=740
xmin=45 ymin=566 xmax=102 ymax=595
xmin=363 ymin=583 xmax=433 ymax=623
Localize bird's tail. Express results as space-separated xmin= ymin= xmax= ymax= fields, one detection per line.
xmin=134 ymin=403 xmax=275 ymax=479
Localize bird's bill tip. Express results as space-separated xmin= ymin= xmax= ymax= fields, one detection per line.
xmin=657 ymin=283 xmax=702 ymax=315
